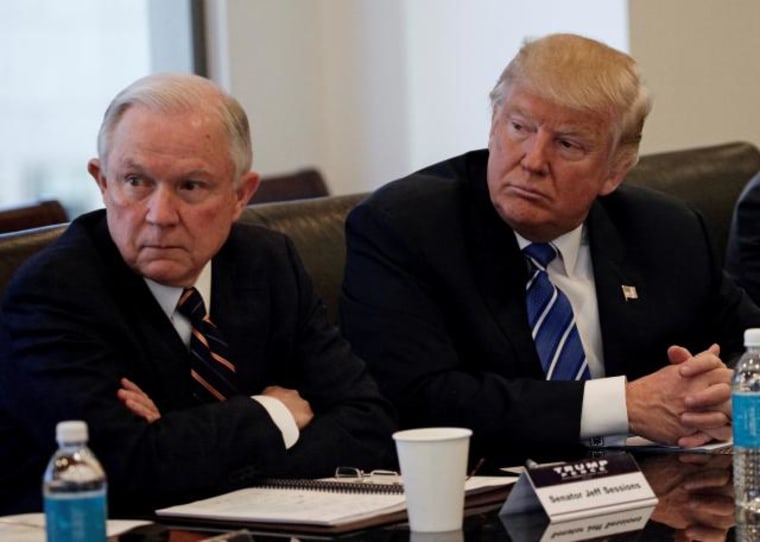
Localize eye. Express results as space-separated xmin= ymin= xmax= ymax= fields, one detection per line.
xmin=556 ymin=138 xmax=586 ymax=160
xmin=125 ymin=174 xmax=142 ymax=186
xmin=179 ymin=180 xmax=205 ymax=191
xmin=505 ymin=116 xmax=532 ymax=140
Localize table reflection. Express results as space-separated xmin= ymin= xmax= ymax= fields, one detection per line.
xmin=639 ymin=453 xmax=734 ymax=541
xmin=120 ymin=451 xmax=745 ymax=542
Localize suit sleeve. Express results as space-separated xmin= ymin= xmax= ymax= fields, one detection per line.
xmin=340 ymin=200 xmax=585 ymax=462
xmin=728 ymin=178 xmax=760 ymax=305
xmin=0 ymin=259 xmax=299 ymax=511
xmin=268 ymin=236 xmax=397 ymax=476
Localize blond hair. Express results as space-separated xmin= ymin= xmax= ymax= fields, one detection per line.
xmin=489 ymin=33 xmax=652 ymax=170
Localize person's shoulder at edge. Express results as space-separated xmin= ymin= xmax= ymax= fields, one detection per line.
xmin=359 ymin=149 xmax=489 ymax=213
xmin=2 ymin=210 xmax=109 ymax=295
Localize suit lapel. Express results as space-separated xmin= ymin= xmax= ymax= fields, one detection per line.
xmin=210 ymin=228 xmax=271 ymax=394
xmin=463 ymin=164 xmax=544 ymax=378
xmin=586 ymin=199 xmax=649 ymax=377
xmin=90 ymin=215 xmax=196 ymax=407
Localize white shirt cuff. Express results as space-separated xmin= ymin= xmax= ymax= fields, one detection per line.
xmin=252 ymin=395 xmax=300 ymax=449
xmin=579 ymin=376 xmax=628 ymax=445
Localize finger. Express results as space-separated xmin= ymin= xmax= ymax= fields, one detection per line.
xmin=116 ymin=388 xmax=130 ymax=403
xmin=681 ymin=470 xmax=732 ymax=491
xmin=668 ymin=345 xmax=693 ymax=365
xmin=681 ymin=410 xmax=730 ymax=429
xmin=120 ymin=377 xmax=144 ymax=393
xmin=677 ymin=431 xmax=714 ymax=448
xmin=678 ymin=424 xmax=732 ymax=447
xmin=701 ymin=425 xmax=733 ymax=443
xmin=683 ymin=525 xmax=731 ymax=542
xmin=678 ymin=353 xmax=725 ymax=377
xmin=684 ymin=384 xmax=731 ymax=410
xmin=126 ymin=398 xmax=160 ymax=422
xmin=119 ymin=388 xmax=148 ymax=407
xmin=121 ymin=388 xmax=160 ymax=416
xmin=125 ymin=398 xmax=152 ymax=421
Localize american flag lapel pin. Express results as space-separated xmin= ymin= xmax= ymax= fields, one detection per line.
xmin=621 ymin=284 xmax=638 ymax=301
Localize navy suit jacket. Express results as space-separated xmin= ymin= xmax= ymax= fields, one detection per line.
xmin=0 ymin=210 xmax=395 ymax=514
xmin=727 ymin=170 xmax=760 ymax=304
xmin=340 ymin=149 xmax=760 ymax=463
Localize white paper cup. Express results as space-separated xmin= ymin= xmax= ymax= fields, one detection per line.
xmin=393 ymin=427 xmax=472 ymax=533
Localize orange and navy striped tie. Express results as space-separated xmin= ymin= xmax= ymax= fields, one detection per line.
xmin=177 ymin=287 xmax=239 ymax=401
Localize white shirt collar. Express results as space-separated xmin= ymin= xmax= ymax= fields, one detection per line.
xmin=144 ymin=262 xmax=213 ymax=319
xmin=514 ymin=224 xmax=586 ymax=278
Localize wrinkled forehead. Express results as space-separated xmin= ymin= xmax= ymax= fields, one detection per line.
xmin=497 ymin=84 xmax=617 ymax=141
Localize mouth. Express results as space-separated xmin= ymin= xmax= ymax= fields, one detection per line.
xmin=504 ymin=184 xmax=550 ymax=202
xmin=141 ymin=244 xmax=184 ymax=251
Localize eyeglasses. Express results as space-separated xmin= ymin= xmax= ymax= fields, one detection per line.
xmin=334 ymin=466 xmax=400 ymax=485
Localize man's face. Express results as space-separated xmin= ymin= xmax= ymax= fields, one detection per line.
xmin=88 ymin=105 xmax=258 ymax=287
xmin=487 ymin=85 xmax=626 ymax=242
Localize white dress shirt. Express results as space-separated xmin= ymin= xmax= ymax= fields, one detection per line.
xmin=515 ymin=227 xmax=628 ymax=444
xmin=144 ymin=264 xmax=299 ymax=449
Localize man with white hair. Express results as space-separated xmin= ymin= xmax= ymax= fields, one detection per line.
xmin=0 ymin=73 xmax=395 ymax=514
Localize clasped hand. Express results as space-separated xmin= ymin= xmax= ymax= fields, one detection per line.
xmin=627 ymin=344 xmax=733 ymax=447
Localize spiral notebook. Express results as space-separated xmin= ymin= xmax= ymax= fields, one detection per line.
xmin=155 ymin=476 xmax=514 ymax=533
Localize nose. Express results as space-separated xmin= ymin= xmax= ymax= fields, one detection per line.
xmin=145 ymin=185 xmax=179 ymax=226
xmin=521 ymin=131 xmax=551 ymax=176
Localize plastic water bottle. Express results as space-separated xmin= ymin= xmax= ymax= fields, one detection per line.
xmin=43 ymin=420 xmax=107 ymax=542
xmin=734 ymin=329 xmax=760 ymax=518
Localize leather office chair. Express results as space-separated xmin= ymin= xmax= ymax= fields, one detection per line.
xmin=0 ymin=199 xmax=68 ymax=234
xmin=250 ymin=167 xmax=329 ymax=204
xmin=624 ymin=141 xmax=760 ymax=262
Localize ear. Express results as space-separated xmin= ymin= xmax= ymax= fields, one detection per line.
xmin=88 ymin=158 xmax=108 ymax=195
xmin=487 ymin=104 xmax=502 ymax=145
xmin=599 ymin=169 xmax=627 ymax=197
xmin=231 ymin=171 xmax=260 ymax=220
xmin=598 ymin=153 xmax=634 ymax=197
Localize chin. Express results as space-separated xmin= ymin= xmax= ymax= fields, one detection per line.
xmin=137 ymin=263 xmax=189 ymax=287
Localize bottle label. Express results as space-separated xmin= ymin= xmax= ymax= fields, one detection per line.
xmin=733 ymin=392 xmax=760 ymax=447
xmin=44 ymin=490 xmax=107 ymax=542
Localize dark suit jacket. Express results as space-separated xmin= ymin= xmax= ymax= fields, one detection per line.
xmin=340 ymin=149 xmax=760 ymax=463
xmin=727 ymin=170 xmax=760 ymax=304
xmin=0 ymin=210 xmax=395 ymax=514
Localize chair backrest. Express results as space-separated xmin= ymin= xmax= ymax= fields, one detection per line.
xmin=0 ymin=224 xmax=68 ymax=294
xmin=249 ymin=167 xmax=329 ymax=204
xmin=0 ymin=199 xmax=68 ymax=234
xmin=239 ymin=193 xmax=366 ymax=323
xmin=624 ymin=141 xmax=760 ymax=261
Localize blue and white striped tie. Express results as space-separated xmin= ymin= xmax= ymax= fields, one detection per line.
xmin=524 ymin=243 xmax=590 ymax=381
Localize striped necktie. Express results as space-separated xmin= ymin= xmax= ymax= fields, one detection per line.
xmin=524 ymin=243 xmax=590 ymax=381
xmin=177 ymin=287 xmax=239 ymax=401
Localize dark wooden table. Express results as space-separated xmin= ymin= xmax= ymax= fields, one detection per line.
xmin=117 ymin=451 xmax=740 ymax=541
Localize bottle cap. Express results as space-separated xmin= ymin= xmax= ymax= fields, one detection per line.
xmin=745 ymin=328 xmax=760 ymax=347
xmin=56 ymin=420 xmax=88 ymax=445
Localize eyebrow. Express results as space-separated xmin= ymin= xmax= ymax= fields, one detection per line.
xmin=117 ymin=158 xmax=214 ymax=179
xmin=522 ymin=105 xmax=604 ymax=137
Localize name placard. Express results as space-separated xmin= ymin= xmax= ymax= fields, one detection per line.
xmin=499 ymin=453 xmax=657 ymax=524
